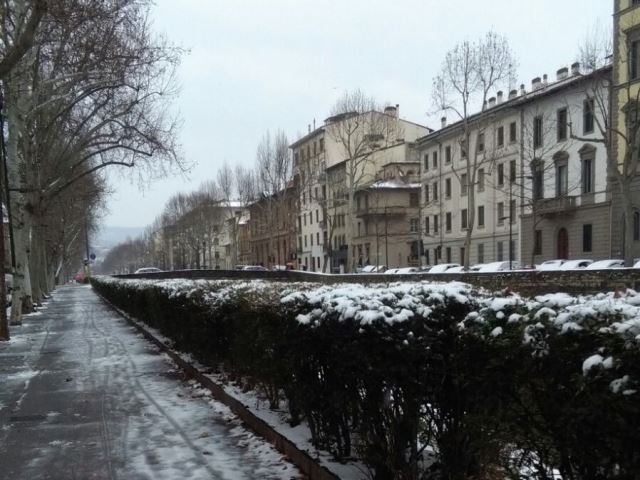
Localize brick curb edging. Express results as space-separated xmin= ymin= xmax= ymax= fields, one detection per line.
xmin=94 ymin=290 xmax=341 ymax=480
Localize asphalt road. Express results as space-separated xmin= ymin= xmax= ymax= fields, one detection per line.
xmin=0 ymin=284 xmax=301 ymax=480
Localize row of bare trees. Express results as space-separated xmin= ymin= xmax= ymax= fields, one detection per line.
xmin=0 ymin=0 xmax=184 ymax=340
xmin=99 ymin=129 xmax=298 ymax=274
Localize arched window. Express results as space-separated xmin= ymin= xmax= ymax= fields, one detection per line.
xmin=634 ymin=211 xmax=640 ymax=241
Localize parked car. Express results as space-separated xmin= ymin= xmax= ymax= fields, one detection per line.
xmin=271 ymin=265 xmax=288 ymax=271
xmin=476 ymin=261 xmax=521 ymax=272
xmin=419 ymin=265 xmax=432 ymax=272
xmin=469 ymin=263 xmax=485 ymax=272
xmin=585 ymin=259 xmax=625 ymax=270
xmin=373 ymin=265 xmax=387 ymax=273
xmin=396 ymin=267 xmax=419 ymax=274
xmin=360 ymin=265 xmax=377 ymax=273
xmin=634 ymin=259 xmax=640 ymax=269
xmin=134 ymin=267 xmax=162 ymax=274
xmin=429 ymin=263 xmax=461 ymax=273
xmin=242 ymin=265 xmax=268 ymax=271
xmin=559 ymin=259 xmax=594 ymax=270
xmin=385 ymin=268 xmax=400 ymax=274
xmin=445 ymin=266 xmax=465 ymax=273
xmin=537 ymin=259 xmax=566 ymax=271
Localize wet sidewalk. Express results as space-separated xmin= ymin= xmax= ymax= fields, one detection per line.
xmin=0 ymin=284 xmax=301 ymax=480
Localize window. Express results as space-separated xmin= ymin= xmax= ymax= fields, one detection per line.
xmin=497 ymin=241 xmax=504 ymax=261
xmin=425 ymin=216 xmax=430 ymax=235
xmin=433 ymin=182 xmax=439 ymax=200
xmin=425 ymin=249 xmax=430 ymax=265
xmin=534 ymin=116 xmax=543 ymax=149
xmin=445 ymin=178 xmax=451 ymax=198
xmin=497 ymin=202 xmax=505 ymax=225
xmin=434 ymin=214 xmax=439 ymax=233
xmin=509 ymin=121 xmax=517 ymax=143
xmin=635 ymin=212 xmax=640 ymax=241
xmin=555 ymin=154 xmax=568 ymax=196
xmin=461 ymin=209 xmax=468 ymax=229
xmin=533 ymin=160 xmax=544 ymax=200
xmin=497 ymin=126 xmax=504 ymax=147
xmin=424 ymin=184 xmax=430 ymax=203
xmin=410 ymin=193 xmax=419 ymax=207
xmin=317 ymin=232 xmax=320 ymax=245
xmin=319 ymin=138 xmax=324 ymax=152
xmin=498 ymin=163 xmax=505 ymax=186
xmin=310 ymin=234 xmax=314 ymax=246
xmin=510 ymin=159 xmax=517 ymax=183
xmin=303 ymin=213 xmax=307 ymax=226
xmin=446 ymin=247 xmax=452 ymax=263
xmin=583 ymin=224 xmax=593 ymax=252
xmin=534 ymin=230 xmax=542 ymax=255
xmin=510 ymin=199 xmax=516 ymax=224
xmin=446 ymin=212 xmax=452 ymax=232
xmin=461 ymin=174 xmax=468 ymax=196
xmin=316 ymin=210 xmax=319 ymax=222
xmin=557 ymin=108 xmax=568 ymax=141
xmin=478 ymin=168 xmax=485 ymax=191
xmin=630 ymin=37 xmax=640 ymax=81
xmin=424 ymin=153 xmax=429 ymax=171
xmin=583 ymin=99 xmax=595 ymax=134
xmin=298 ymin=236 xmax=302 ymax=250
xmin=478 ymin=205 xmax=485 ymax=227
xmin=478 ymin=133 xmax=485 ymax=152
xmin=582 ymin=157 xmax=594 ymax=194
xmin=410 ymin=218 xmax=419 ymax=233
xmin=433 ymin=152 xmax=438 ymax=169
xmin=445 ymin=145 xmax=452 ymax=164
xmin=304 ymin=235 xmax=308 ymax=247
xmin=313 ymin=141 xmax=317 ymax=155
xmin=478 ymin=243 xmax=485 ymax=263
xmin=461 ymin=139 xmax=467 ymax=158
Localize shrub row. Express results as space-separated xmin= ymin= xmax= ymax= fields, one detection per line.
xmin=91 ymin=277 xmax=640 ymax=480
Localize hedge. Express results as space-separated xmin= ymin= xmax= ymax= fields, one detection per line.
xmin=91 ymin=277 xmax=640 ymax=480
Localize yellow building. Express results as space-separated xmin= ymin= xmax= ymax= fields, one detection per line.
xmin=612 ymin=0 xmax=640 ymax=262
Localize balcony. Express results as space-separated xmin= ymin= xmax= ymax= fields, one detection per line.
xmin=355 ymin=206 xmax=407 ymax=217
xmin=535 ymin=196 xmax=577 ymax=216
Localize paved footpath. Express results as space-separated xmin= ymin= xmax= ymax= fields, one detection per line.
xmin=0 ymin=285 xmax=302 ymax=480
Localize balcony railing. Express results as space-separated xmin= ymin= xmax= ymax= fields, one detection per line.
xmin=536 ymin=195 xmax=577 ymax=215
xmin=355 ymin=206 xmax=407 ymax=217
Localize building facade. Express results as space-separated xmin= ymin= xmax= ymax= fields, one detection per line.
xmin=418 ymin=64 xmax=610 ymax=267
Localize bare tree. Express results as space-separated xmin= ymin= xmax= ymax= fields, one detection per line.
xmin=432 ymin=31 xmax=517 ymax=268
xmin=325 ymin=89 xmax=403 ymax=271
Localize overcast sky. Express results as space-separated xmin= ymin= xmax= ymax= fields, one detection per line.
xmin=102 ymin=0 xmax=612 ymax=229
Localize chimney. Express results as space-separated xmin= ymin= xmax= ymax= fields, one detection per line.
xmin=497 ymin=91 xmax=504 ymax=104
xmin=543 ymin=74 xmax=548 ymax=85
xmin=509 ymin=89 xmax=518 ymax=100
xmin=395 ymin=103 xmax=400 ymax=118
xmin=441 ymin=116 xmax=447 ymax=129
xmin=520 ymin=83 xmax=526 ymax=96
xmin=488 ymin=96 xmax=496 ymax=108
xmin=384 ymin=105 xmax=398 ymax=118
xmin=308 ymin=124 xmax=311 ymax=133
xmin=313 ymin=118 xmax=316 ymax=130
xmin=532 ymin=77 xmax=542 ymax=91
xmin=557 ymin=67 xmax=569 ymax=81
xmin=571 ymin=62 xmax=581 ymax=75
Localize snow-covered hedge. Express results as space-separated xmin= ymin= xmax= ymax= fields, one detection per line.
xmin=91 ymin=276 xmax=640 ymax=479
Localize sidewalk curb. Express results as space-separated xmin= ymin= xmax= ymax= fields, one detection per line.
xmin=95 ymin=291 xmax=342 ymax=480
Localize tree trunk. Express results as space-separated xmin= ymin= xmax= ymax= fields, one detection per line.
xmin=620 ymin=180 xmax=635 ymax=266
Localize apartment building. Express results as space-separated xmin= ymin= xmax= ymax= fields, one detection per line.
xmin=291 ymin=106 xmax=429 ymax=272
xmin=418 ymin=64 xmax=610 ymax=267
xmin=352 ymin=162 xmax=422 ymax=268
xmin=611 ymin=0 xmax=640 ymax=262
xmin=248 ymin=185 xmax=297 ymax=268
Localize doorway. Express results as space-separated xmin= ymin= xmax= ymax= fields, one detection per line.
xmin=557 ymin=228 xmax=569 ymax=259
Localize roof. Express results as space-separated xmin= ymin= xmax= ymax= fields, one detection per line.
xmin=289 ymin=127 xmax=326 ymax=149
xmin=417 ymin=64 xmax=612 ymax=145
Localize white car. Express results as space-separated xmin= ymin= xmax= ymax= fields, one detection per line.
xmin=469 ymin=264 xmax=484 ymax=272
xmin=559 ymin=259 xmax=594 ymax=270
xmin=445 ymin=266 xmax=465 ymax=273
xmin=385 ymin=268 xmax=400 ymax=274
xmin=242 ymin=265 xmax=268 ymax=271
xmin=585 ymin=259 xmax=625 ymax=270
xmin=396 ymin=267 xmax=419 ymax=274
xmin=429 ymin=263 xmax=461 ymax=273
xmin=537 ymin=260 xmax=566 ymax=271
xmin=134 ymin=267 xmax=162 ymax=274
xmin=360 ymin=265 xmax=377 ymax=273
xmin=634 ymin=259 xmax=640 ymax=269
